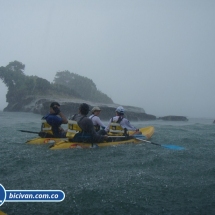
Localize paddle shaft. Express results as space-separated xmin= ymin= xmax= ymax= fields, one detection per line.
xmin=142 ymin=140 xmax=161 ymax=146
xmin=134 ymin=137 xmax=161 ymax=146
xmin=134 ymin=137 xmax=184 ymax=150
xmin=18 ymin=130 xmax=40 ymax=134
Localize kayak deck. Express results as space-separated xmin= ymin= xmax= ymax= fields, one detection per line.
xmin=49 ymin=126 xmax=154 ymax=150
xmin=26 ymin=137 xmax=67 ymax=144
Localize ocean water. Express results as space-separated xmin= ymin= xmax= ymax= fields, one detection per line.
xmin=0 ymin=111 xmax=215 ymax=215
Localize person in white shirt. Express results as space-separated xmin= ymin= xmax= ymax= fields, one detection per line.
xmin=105 ymin=106 xmax=141 ymax=135
xmin=89 ymin=106 xmax=107 ymax=134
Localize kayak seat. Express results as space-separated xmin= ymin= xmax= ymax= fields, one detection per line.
xmin=41 ymin=119 xmax=53 ymax=135
xmin=66 ymin=120 xmax=82 ymax=138
xmin=108 ymin=122 xmax=128 ymax=136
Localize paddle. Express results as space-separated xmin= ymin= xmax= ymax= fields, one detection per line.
xmin=18 ymin=130 xmax=39 ymax=134
xmin=18 ymin=130 xmax=55 ymax=138
xmin=133 ymin=135 xmax=185 ymax=150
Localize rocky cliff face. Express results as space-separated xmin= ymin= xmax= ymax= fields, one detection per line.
xmin=3 ymin=97 xmax=157 ymax=121
xmin=4 ymin=97 xmax=188 ymax=121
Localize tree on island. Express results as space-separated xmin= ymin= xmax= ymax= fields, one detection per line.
xmin=0 ymin=61 xmax=50 ymax=104
xmin=0 ymin=61 xmax=113 ymax=105
xmin=54 ymin=70 xmax=113 ymax=103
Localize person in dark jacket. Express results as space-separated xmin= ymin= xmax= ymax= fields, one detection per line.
xmin=43 ymin=102 xmax=68 ymax=138
xmin=71 ymin=103 xmax=108 ymax=143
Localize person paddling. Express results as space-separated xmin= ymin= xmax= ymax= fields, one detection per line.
xmin=42 ymin=102 xmax=68 ymax=138
xmin=71 ymin=103 xmax=108 ymax=143
xmin=89 ymin=106 xmax=107 ymax=135
xmin=105 ymin=106 xmax=141 ymax=136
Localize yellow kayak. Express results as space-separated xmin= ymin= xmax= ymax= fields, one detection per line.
xmin=49 ymin=126 xmax=154 ymax=150
xmin=26 ymin=136 xmax=67 ymax=144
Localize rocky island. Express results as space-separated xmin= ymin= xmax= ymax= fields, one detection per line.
xmin=0 ymin=61 xmax=188 ymax=121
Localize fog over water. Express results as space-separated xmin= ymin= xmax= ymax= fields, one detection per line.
xmin=0 ymin=1 xmax=215 ymax=118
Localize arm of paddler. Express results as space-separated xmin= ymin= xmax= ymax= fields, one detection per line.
xmin=129 ymin=129 xmax=142 ymax=136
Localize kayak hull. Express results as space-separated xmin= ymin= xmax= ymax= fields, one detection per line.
xmin=50 ymin=126 xmax=154 ymax=150
xmin=26 ymin=137 xmax=67 ymax=144
xmin=26 ymin=126 xmax=154 ymax=149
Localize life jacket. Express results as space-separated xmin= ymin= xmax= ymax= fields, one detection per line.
xmin=41 ymin=116 xmax=53 ymax=135
xmin=39 ymin=116 xmax=55 ymax=138
xmin=89 ymin=115 xmax=100 ymax=132
xmin=42 ymin=114 xmax=63 ymax=137
xmin=67 ymin=115 xmax=93 ymax=142
xmin=109 ymin=117 xmax=128 ymax=136
xmin=114 ymin=116 xmax=124 ymax=124
xmin=66 ymin=119 xmax=82 ymax=138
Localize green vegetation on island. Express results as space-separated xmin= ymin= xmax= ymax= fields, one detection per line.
xmin=0 ymin=61 xmax=113 ymax=104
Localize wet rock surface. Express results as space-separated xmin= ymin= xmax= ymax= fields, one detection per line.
xmin=4 ymin=98 xmax=156 ymax=121
xmin=4 ymin=97 xmax=188 ymax=121
xmin=157 ymin=115 xmax=188 ymax=121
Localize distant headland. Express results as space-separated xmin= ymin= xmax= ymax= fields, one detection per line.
xmin=0 ymin=61 xmax=188 ymax=121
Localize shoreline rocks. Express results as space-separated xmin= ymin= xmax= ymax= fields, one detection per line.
xmin=3 ymin=97 xmax=188 ymax=121
xmin=157 ymin=116 xmax=188 ymax=121
xmin=3 ymin=98 xmax=156 ymax=121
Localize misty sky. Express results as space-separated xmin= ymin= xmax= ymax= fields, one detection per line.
xmin=0 ymin=0 xmax=215 ymax=118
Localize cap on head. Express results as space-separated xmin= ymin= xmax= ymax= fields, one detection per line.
xmin=50 ymin=102 xmax=60 ymax=108
xmin=79 ymin=103 xmax=90 ymax=115
xmin=115 ymin=106 xmax=124 ymax=115
xmin=91 ymin=106 xmax=101 ymax=113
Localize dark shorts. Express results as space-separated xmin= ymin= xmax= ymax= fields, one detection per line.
xmin=72 ymin=132 xmax=93 ymax=143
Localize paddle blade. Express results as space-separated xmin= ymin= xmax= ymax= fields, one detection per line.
xmin=134 ymin=138 xmax=185 ymax=150
xmin=133 ymin=135 xmax=147 ymax=140
xmin=161 ymin=144 xmax=185 ymax=150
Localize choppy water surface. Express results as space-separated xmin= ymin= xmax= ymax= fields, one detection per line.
xmin=0 ymin=111 xmax=215 ymax=215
